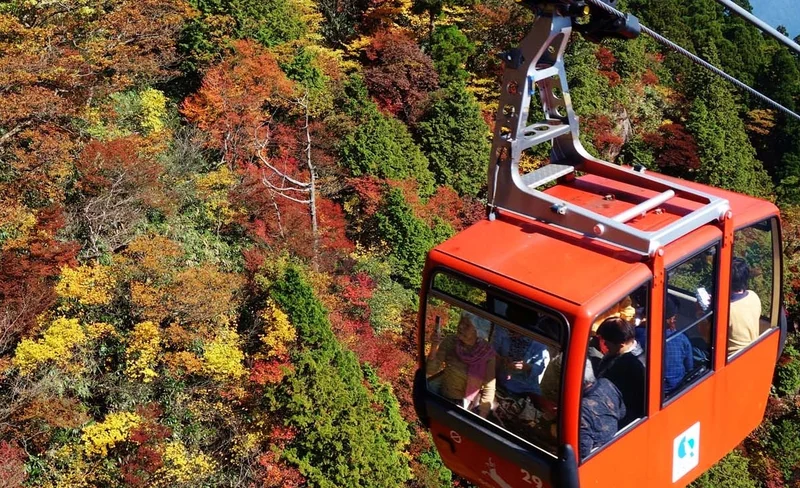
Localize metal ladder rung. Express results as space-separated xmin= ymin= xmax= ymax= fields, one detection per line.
xmin=530 ymin=66 xmax=559 ymax=83
xmin=521 ymin=163 xmax=575 ymax=188
xmin=518 ymin=121 xmax=571 ymax=150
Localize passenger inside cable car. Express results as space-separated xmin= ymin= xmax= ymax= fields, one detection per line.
xmin=594 ymin=317 xmax=646 ymax=427
xmin=425 ymin=311 xmax=496 ymax=418
xmin=731 ymin=220 xmax=780 ymax=351
xmin=728 ymin=257 xmax=762 ymax=355
xmin=423 ymin=272 xmax=565 ymax=454
xmin=663 ymin=297 xmax=694 ymax=397
xmin=579 ymin=361 xmax=625 ymax=460
xmin=493 ymin=309 xmax=551 ymax=397
xmin=662 ymin=245 xmax=717 ymax=399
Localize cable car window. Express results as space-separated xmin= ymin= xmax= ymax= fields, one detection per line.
xmin=663 ymin=245 xmax=718 ymax=402
xmin=730 ymin=218 xmax=780 ymax=358
xmin=432 ymin=273 xmax=488 ymax=310
xmin=581 ymin=283 xmax=648 ymax=460
xmin=426 ymin=271 xmax=566 ymax=455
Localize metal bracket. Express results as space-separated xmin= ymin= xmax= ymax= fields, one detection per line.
xmin=486 ymin=12 xmax=730 ymax=257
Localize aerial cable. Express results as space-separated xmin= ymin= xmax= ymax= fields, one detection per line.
xmin=711 ymin=0 xmax=800 ymax=57
xmin=582 ymin=0 xmax=800 ymax=122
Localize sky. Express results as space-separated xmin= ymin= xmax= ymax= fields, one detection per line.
xmin=748 ymin=0 xmax=799 ymax=39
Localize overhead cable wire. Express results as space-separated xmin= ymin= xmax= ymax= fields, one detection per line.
xmin=583 ymin=0 xmax=800 ymax=122
xmin=711 ymin=0 xmax=800 ymax=56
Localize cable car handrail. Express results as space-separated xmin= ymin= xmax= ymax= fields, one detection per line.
xmin=487 ymin=10 xmax=731 ymax=257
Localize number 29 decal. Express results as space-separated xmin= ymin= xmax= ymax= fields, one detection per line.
xmin=521 ymin=469 xmax=543 ymax=488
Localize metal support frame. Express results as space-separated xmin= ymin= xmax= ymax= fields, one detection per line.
xmin=486 ymin=9 xmax=730 ymax=257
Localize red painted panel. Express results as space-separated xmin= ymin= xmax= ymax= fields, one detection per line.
xmin=430 ymin=418 xmax=554 ymax=488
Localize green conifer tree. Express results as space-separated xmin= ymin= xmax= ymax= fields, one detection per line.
xmin=429 ymin=25 xmax=474 ymax=86
xmin=269 ymin=266 xmax=411 ymax=487
xmin=339 ymin=105 xmax=436 ymax=196
xmin=416 ymin=83 xmax=490 ymax=197
xmin=374 ymin=188 xmax=436 ymax=289
xmin=686 ymin=46 xmax=771 ymax=197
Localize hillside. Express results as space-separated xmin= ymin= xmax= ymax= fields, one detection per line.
xmin=0 ymin=0 xmax=800 ymax=486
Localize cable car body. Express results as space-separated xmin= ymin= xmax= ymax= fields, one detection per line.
xmin=412 ymin=3 xmax=788 ymax=487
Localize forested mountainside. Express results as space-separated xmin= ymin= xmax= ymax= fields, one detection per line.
xmin=1 ymin=0 xmax=800 ymax=486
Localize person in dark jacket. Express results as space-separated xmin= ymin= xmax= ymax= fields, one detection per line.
xmin=579 ymin=362 xmax=626 ymax=460
xmin=596 ymin=317 xmax=646 ymax=428
xmin=663 ymin=297 xmax=694 ymax=396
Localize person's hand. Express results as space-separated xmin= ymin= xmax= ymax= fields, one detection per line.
xmin=512 ymin=361 xmax=524 ymax=370
xmin=695 ymin=302 xmax=705 ymax=318
xmin=427 ymin=331 xmax=442 ymax=359
xmin=430 ymin=329 xmax=443 ymax=347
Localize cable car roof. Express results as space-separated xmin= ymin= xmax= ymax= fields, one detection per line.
xmin=432 ymin=171 xmax=777 ymax=310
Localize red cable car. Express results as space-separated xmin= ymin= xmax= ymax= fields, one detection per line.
xmin=412 ymin=3 xmax=788 ymax=487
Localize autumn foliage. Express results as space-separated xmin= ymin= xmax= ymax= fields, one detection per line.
xmin=362 ymin=29 xmax=439 ymax=121
xmin=1 ymin=0 xmax=799 ymax=486
xmin=182 ymin=40 xmax=295 ymax=164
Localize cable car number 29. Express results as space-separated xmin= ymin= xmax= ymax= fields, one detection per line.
xmin=521 ymin=469 xmax=543 ymax=488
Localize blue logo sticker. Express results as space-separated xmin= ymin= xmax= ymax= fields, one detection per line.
xmin=673 ymin=422 xmax=700 ymax=482
xmin=678 ymin=436 xmax=696 ymax=459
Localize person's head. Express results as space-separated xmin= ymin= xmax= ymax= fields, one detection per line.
xmin=457 ymin=313 xmax=478 ymax=347
xmin=731 ymin=257 xmax=750 ymax=293
xmin=596 ymin=317 xmax=635 ymax=356
xmin=665 ymin=296 xmax=679 ymax=330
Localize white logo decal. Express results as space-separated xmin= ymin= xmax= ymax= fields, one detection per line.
xmin=481 ymin=458 xmax=513 ymax=488
xmin=672 ymin=422 xmax=700 ymax=482
xmin=450 ymin=430 xmax=462 ymax=444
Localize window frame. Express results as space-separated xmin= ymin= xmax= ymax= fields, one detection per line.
xmin=726 ymin=216 xmax=783 ymax=364
xmin=423 ymin=267 xmax=570 ymax=457
xmin=661 ymin=241 xmax=720 ymax=407
xmin=578 ymin=280 xmax=652 ymax=465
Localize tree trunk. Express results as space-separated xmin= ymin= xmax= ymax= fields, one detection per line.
xmin=302 ymin=96 xmax=320 ymax=272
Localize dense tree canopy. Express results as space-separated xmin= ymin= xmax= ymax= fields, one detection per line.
xmin=416 ymin=83 xmax=490 ymax=196
xmin=1 ymin=0 xmax=800 ymax=485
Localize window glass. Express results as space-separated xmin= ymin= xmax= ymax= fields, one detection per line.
xmin=425 ymin=272 xmax=565 ymax=455
xmin=433 ymin=273 xmax=487 ymax=309
xmin=729 ymin=219 xmax=777 ymax=357
xmin=581 ymin=283 xmax=648 ymax=460
xmin=663 ymin=245 xmax=718 ymax=401
xmin=733 ymin=219 xmax=776 ymax=325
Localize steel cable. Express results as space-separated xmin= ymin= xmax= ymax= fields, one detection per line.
xmin=583 ymin=0 xmax=800 ymax=122
xmin=712 ymin=0 xmax=800 ymax=56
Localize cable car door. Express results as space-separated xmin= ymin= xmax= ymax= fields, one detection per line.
xmin=414 ymin=270 xmax=578 ymax=488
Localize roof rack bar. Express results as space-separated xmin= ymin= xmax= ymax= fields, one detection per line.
xmin=612 ymin=190 xmax=674 ymax=223
xmin=582 ymin=158 xmax=711 ymax=205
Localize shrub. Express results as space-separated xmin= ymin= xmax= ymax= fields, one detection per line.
xmin=775 ymin=342 xmax=800 ymax=397
xmin=767 ymin=416 xmax=800 ymax=479
xmin=13 ymin=317 xmax=87 ymax=375
xmin=690 ymin=450 xmax=760 ymax=488
xmin=0 ymin=442 xmax=27 ymax=488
